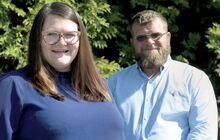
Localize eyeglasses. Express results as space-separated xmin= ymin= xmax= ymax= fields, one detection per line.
xmin=135 ymin=32 xmax=167 ymax=42
xmin=42 ymin=31 xmax=81 ymax=45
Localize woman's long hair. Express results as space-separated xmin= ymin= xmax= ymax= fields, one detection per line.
xmin=28 ymin=2 xmax=111 ymax=101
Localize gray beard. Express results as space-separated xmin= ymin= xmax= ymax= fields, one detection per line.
xmin=135 ymin=45 xmax=171 ymax=69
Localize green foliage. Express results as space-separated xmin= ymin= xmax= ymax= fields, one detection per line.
xmin=130 ymin=0 xmax=150 ymax=8
xmin=172 ymin=0 xmax=189 ymax=8
xmin=78 ymin=0 xmax=118 ymax=49
xmin=95 ymin=56 xmax=122 ymax=78
xmin=210 ymin=0 xmax=220 ymax=9
xmin=0 ymin=1 xmax=28 ymax=70
xmin=206 ymin=23 xmax=220 ymax=58
xmin=1 ymin=1 xmax=26 ymax=17
xmin=180 ymin=32 xmax=201 ymax=62
xmin=160 ymin=6 xmax=180 ymax=33
xmin=174 ymin=55 xmax=189 ymax=64
xmin=206 ymin=23 xmax=220 ymax=77
xmin=103 ymin=4 xmax=131 ymax=67
xmin=118 ymin=43 xmax=135 ymax=66
xmin=0 ymin=26 xmax=28 ymax=68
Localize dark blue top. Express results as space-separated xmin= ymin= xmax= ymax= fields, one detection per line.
xmin=0 ymin=67 xmax=124 ymax=140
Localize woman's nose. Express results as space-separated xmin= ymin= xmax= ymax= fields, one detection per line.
xmin=57 ymin=36 xmax=67 ymax=45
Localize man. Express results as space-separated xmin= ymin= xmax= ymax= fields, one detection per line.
xmin=107 ymin=10 xmax=218 ymax=140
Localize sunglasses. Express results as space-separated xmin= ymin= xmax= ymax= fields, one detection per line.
xmin=135 ymin=32 xmax=167 ymax=42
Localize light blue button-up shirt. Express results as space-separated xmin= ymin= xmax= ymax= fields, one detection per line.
xmin=107 ymin=57 xmax=218 ymax=140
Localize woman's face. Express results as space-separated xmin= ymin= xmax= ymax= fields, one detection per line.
xmin=41 ymin=15 xmax=80 ymax=72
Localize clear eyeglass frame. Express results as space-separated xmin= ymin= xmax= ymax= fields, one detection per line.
xmin=42 ymin=31 xmax=81 ymax=45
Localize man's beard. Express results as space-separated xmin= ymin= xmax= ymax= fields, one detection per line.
xmin=135 ymin=45 xmax=171 ymax=69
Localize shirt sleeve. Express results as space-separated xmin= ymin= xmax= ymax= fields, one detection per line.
xmin=107 ymin=75 xmax=117 ymax=104
xmin=187 ymin=72 xmax=218 ymax=140
xmin=0 ymin=76 xmax=23 ymax=140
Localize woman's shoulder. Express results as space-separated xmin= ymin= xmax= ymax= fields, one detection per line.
xmin=0 ymin=67 xmax=31 ymax=89
xmin=0 ymin=66 xmax=29 ymax=82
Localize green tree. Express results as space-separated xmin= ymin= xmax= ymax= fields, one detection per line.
xmin=0 ymin=0 xmax=27 ymax=73
xmin=206 ymin=23 xmax=220 ymax=105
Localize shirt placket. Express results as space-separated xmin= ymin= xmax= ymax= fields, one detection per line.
xmin=141 ymin=78 xmax=154 ymax=138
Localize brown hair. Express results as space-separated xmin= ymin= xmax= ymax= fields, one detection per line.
xmin=131 ymin=10 xmax=168 ymax=31
xmin=28 ymin=2 xmax=111 ymax=101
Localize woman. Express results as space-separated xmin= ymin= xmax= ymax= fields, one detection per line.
xmin=0 ymin=2 xmax=124 ymax=140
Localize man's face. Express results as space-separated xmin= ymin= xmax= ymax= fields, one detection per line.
xmin=131 ymin=18 xmax=171 ymax=69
